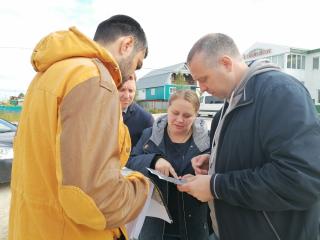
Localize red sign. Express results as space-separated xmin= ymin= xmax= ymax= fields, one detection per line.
xmin=243 ymin=48 xmax=272 ymax=59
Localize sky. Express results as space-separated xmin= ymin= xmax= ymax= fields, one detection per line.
xmin=0 ymin=0 xmax=319 ymax=96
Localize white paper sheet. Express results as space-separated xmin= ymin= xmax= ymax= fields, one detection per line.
xmin=147 ymin=168 xmax=187 ymax=185
xmin=122 ymin=168 xmax=172 ymax=240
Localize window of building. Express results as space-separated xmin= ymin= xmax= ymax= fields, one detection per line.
xmin=297 ymin=55 xmax=301 ymax=69
xmin=287 ymin=54 xmax=305 ymax=69
xmin=302 ymin=56 xmax=306 ymax=69
xmin=169 ymin=87 xmax=176 ymax=95
xmin=269 ymin=55 xmax=284 ymax=68
xmin=287 ymin=55 xmax=291 ymax=68
xmin=313 ymin=57 xmax=319 ymax=70
xmin=150 ymin=88 xmax=155 ymax=95
xmin=292 ymin=55 xmax=297 ymax=69
xmin=318 ymin=89 xmax=320 ymax=103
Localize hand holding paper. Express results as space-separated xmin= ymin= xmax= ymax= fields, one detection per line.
xmin=177 ymin=174 xmax=213 ymax=202
xmin=154 ymin=158 xmax=179 ymax=178
xmin=122 ymin=167 xmax=172 ymax=239
xmin=147 ymin=168 xmax=186 ymax=185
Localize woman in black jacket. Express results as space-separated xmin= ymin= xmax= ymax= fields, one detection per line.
xmin=127 ymin=90 xmax=210 ymax=240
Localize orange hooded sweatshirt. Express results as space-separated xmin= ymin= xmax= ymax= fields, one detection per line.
xmin=8 ymin=27 xmax=148 ymax=240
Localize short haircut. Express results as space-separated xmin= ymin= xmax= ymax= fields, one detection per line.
xmin=187 ymin=33 xmax=241 ymax=66
xmin=94 ymin=14 xmax=148 ymax=58
xmin=118 ymin=73 xmax=136 ymax=89
xmin=169 ymin=90 xmax=200 ymax=112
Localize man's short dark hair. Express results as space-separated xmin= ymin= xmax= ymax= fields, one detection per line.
xmin=94 ymin=15 xmax=148 ymax=58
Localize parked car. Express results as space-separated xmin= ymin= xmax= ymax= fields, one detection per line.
xmin=198 ymin=92 xmax=223 ymax=117
xmin=0 ymin=118 xmax=16 ymax=183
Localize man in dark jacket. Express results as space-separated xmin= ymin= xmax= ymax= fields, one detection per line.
xmin=119 ymin=74 xmax=154 ymax=147
xmin=178 ymin=33 xmax=320 ymax=240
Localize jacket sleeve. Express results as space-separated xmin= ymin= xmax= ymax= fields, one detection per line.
xmin=57 ymin=75 xmax=148 ymax=230
xmin=214 ymin=80 xmax=320 ymax=211
xmin=126 ymin=128 xmax=158 ymax=176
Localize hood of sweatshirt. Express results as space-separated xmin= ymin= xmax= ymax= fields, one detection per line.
xmin=31 ymin=27 xmax=122 ymax=86
xmin=231 ymin=59 xmax=281 ymax=107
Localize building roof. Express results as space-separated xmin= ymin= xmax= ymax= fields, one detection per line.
xmin=137 ymin=62 xmax=189 ymax=89
xmin=243 ymin=42 xmax=320 ymax=60
xmin=307 ymin=48 xmax=320 ymax=54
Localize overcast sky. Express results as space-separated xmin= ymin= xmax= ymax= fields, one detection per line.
xmin=0 ymin=0 xmax=319 ymax=93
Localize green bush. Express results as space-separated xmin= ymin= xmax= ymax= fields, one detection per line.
xmin=0 ymin=111 xmax=20 ymax=122
xmin=315 ymin=105 xmax=320 ymax=113
xmin=149 ymin=109 xmax=166 ymax=114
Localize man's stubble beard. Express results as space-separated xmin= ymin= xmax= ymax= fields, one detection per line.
xmin=118 ymin=53 xmax=135 ymax=83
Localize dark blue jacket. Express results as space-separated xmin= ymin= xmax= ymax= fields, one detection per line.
xmin=127 ymin=115 xmax=210 ymax=240
xmin=123 ymin=102 xmax=154 ymax=147
xmin=210 ymin=70 xmax=320 ymax=240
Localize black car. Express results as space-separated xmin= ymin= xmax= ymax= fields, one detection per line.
xmin=0 ymin=118 xmax=16 ymax=183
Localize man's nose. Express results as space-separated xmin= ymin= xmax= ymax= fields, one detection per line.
xmin=123 ymin=91 xmax=130 ymax=98
xmin=199 ymin=84 xmax=207 ymax=92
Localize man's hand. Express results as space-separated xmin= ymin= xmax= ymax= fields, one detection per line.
xmin=155 ymin=158 xmax=178 ymax=178
xmin=191 ymin=154 xmax=210 ymax=175
xmin=177 ymin=174 xmax=213 ymax=202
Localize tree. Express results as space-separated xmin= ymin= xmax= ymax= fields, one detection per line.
xmin=173 ymin=72 xmax=186 ymax=85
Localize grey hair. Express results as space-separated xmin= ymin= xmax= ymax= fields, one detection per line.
xmin=187 ymin=33 xmax=241 ymax=66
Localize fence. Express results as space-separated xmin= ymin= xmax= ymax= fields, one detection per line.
xmin=0 ymin=105 xmax=22 ymax=112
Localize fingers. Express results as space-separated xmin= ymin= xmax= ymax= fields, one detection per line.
xmin=181 ymin=174 xmax=194 ymax=180
xmin=195 ymin=168 xmax=208 ymax=175
xmin=177 ymin=174 xmax=195 ymax=192
xmin=194 ymin=167 xmax=208 ymax=175
xmin=177 ymin=182 xmax=190 ymax=192
xmin=177 ymin=175 xmax=213 ymax=202
xmin=169 ymin=167 xmax=178 ymax=179
xmin=192 ymin=154 xmax=210 ymax=174
xmin=155 ymin=159 xmax=178 ymax=177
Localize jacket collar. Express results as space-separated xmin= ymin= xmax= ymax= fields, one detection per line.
xmin=149 ymin=115 xmax=209 ymax=152
xmin=231 ymin=60 xmax=281 ymax=108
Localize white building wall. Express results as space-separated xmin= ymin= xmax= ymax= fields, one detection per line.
xmin=283 ymin=68 xmax=306 ymax=84
xmin=305 ymin=52 xmax=320 ymax=103
xmin=243 ymin=42 xmax=320 ymax=104
xmin=136 ymin=89 xmax=146 ymax=100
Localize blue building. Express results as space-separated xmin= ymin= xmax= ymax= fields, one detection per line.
xmin=136 ymin=63 xmax=198 ymax=111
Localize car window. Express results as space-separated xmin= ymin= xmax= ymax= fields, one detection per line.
xmin=204 ymin=96 xmax=214 ymax=104
xmin=204 ymin=96 xmax=223 ymax=104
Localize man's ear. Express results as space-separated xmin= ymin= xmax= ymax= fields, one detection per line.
xmin=219 ymin=55 xmax=233 ymax=72
xmin=119 ymin=36 xmax=134 ymax=57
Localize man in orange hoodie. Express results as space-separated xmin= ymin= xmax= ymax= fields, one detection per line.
xmin=9 ymin=15 xmax=149 ymax=240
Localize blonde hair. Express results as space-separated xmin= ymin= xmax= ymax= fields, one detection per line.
xmin=168 ymin=90 xmax=200 ymax=112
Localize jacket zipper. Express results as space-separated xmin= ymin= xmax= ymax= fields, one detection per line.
xmin=181 ymin=192 xmax=189 ymax=240
xmin=262 ymin=211 xmax=281 ymax=240
xmin=161 ymin=181 xmax=169 ymax=240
